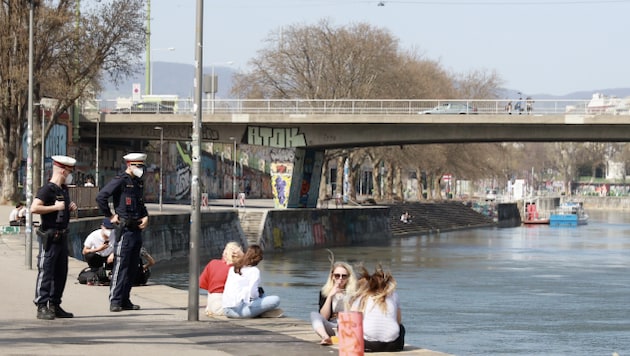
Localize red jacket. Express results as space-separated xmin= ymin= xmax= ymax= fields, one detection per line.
xmin=199 ymin=259 xmax=231 ymax=293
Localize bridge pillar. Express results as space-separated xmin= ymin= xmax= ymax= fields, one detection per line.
xmin=286 ymin=148 xmax=325 ymax=208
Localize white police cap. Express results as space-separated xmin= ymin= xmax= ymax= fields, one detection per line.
xmin=51 ymin=155 xmax=76 ymax=169
xmin=123 ymin=153 xmax=147 ymax=165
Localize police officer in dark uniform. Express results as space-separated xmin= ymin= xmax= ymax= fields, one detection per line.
xmin=96 ymin=153 xmax=149 ymax=312
xmin=31 ymin=155 xmax=78 ymax=320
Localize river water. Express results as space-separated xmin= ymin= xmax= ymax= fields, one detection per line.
xmin=152 ymin=210 xmax=630 ymax=355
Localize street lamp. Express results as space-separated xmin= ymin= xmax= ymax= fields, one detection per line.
xmin=154 ymin=126 xmax=164 ymax=212
xmin=38 ymin=103 xmax=45 ymax=185
xmin=150 ymin=47 xmax=175 ymax=95
xmin=229 ymin=137 xmax=237 ymax=208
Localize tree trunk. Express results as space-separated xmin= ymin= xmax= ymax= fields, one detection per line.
xmin=384 ymin=161 xmax=393 ymax=201
xmin=372 ymin=162 xmax=381 ymax=200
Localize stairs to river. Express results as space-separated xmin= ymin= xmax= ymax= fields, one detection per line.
xmin=238 ymin=210 xmax=267 ymax=246
xmin=389 ymin=201 xmax=496 ymax=236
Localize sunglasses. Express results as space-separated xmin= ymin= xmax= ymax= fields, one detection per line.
xmin=332 ymin=273 xmax=349 ymax=280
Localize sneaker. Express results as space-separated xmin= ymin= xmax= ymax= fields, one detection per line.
xmin=36 ymin=305 xmax=55 ymax=320
xmin=52 ymin=305 xmax=74 ymax=318
xmin=110 ymin=304 xmax=123 ymax=312
xmin=122 ymin=303 xmax=140 ymax=310
xmin=259 ymin=308 xmax=284 ymax=318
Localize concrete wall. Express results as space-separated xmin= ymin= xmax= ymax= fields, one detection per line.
xmin=68 ymin=207 xmax=392 ymax=264
xmin=68 ymin=212 xmax=246 ymax=263
xmin=259 ymin=207 xmax=391 ymax=252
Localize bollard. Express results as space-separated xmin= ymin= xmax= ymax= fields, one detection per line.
xmin=338 ymin=311 xmax=364 ymax=356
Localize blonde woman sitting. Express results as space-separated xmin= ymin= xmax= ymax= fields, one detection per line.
xmin=199 ymin=241 xmax=244 ymax=316
xmin=310 ymin=261 xmax=357 ymax=345
xmin=350 ymin=264 xmax=405 ymax=352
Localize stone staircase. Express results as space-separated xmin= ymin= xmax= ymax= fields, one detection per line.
xmin=238 ymin=210 xmax=267 ymax=245
xmin=389 ymin=201 xmax=496 ymax=236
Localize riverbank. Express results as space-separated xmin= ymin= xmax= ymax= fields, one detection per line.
xmin=0 ymin=203 xmax=450 ymax=356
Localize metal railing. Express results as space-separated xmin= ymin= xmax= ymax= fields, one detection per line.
xmin=86 ymin=98 xmax=617 ymax=116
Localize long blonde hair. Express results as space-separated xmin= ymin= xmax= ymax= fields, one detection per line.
xmin=350 ymin=264 xmax=397 ymax=314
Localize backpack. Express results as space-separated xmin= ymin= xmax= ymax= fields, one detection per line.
xmin=77 ymin=266 xmax=110 ymax=285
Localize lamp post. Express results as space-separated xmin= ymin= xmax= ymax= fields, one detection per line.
xmin=230 ymin=137 xmax=237 ymax=208
xmin=26 ymin=0 xmax=35 ymax=268
xmin=95 ymin=115 xmax=100 ymax=186
xmin=154 ymin=126 xmax=164 ymax=211
xmin=38 ymin=103 xmax=44 ymax=185
xmin=150 ymin=47 xmax=175 ymax=95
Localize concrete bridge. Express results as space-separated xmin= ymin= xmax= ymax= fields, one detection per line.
xmin=78 ymin=98 xmax=630 ymax=208
xmin=82 ymin=98 xmax=630 ymax=148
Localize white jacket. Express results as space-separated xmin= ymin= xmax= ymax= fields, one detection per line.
xmin=222 ymin=266 xmax=261 ymax=308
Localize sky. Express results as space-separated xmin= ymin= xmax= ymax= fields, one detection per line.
xmin=147 ymin=0 xmax=630 ymax=96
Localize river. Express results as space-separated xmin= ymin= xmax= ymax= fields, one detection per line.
xmin=152 ymin=210 xmax=630 ymax=355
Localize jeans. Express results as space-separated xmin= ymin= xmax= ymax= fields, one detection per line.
xmin=224 ymin=295 xmax=280 ymax=318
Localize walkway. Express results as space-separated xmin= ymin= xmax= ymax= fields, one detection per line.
xmin=0 ymin=203 xmax=450 ymax=356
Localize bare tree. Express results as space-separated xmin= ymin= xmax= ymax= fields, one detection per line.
xmin=0 ymin=0 xmax=146 ymax=203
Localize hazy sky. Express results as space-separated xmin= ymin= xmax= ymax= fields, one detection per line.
xmin=148 ymin=0 xmax=630 ymax=96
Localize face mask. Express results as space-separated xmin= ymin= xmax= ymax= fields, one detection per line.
xmin=103 ymin=229 xmax=111 ymax=237
xmin=131 ymin=166 xmax=144 ymax=178
xmin=65 ymin=173 xmax=73 ymax=185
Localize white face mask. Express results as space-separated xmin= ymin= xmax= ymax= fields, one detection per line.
xmin=65 ymin=173 xmax=73 ymax=185
xmin=131 ymin=166 xmax=144 ymax=178
xmin=103 ymin=229 xmax=111 ymax=237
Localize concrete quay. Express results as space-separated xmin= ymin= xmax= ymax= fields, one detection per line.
xmin=0 ymin=203 xmax=450 ymax=356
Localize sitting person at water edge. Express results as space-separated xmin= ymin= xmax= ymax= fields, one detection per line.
xmin=133 ymin=247 xmax=155 ymax=286
xmin=400 ymin=211 xmax=411 ymax=224
xmin=350 ymin=264 xmax=405 ymax=353
xmin=82 ymin=218 xmax=115 ymax=269
xmin=222 ymin=244 xmax=282 ymax=318
xmin=9 ymin=203 xmax=26 ymax=226
xmin=310 ymin=261 xmax=358 ymax=345
xmin=199 ymin=241 xmax=244 ymax=316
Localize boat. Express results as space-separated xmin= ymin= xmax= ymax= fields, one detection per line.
xmin=549 ymin=201 xmax=588 ymax=227
xmin=522 ymin=201 xmax=549 ymax=225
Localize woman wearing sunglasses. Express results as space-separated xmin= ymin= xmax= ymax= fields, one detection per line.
xmin=310 ymin=261 xmax=358 ymax=345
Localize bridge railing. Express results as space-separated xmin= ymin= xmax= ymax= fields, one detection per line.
xmin=91 ymin=98 xmax=600 ymax=116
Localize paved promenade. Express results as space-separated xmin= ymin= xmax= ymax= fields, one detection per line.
xmin=0 ymin=203 xmax=450 ymax=356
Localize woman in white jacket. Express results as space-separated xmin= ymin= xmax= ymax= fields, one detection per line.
xmin=222 ymin=244 xmax=281 ymax=318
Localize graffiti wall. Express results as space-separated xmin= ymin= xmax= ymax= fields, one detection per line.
xmin=287 ymin=148 xmax=324 ymax=208
xmin=259 ymin=208 xmax=391 ymax=252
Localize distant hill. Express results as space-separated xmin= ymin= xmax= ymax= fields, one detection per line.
xmin=101 ymin=62 xmax=630 ymax=102
xmin=100 ymin=62 xmax=236 ymax=100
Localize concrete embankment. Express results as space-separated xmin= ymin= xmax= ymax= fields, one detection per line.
xmin=0 ymin=202 xmax=451 ymax=356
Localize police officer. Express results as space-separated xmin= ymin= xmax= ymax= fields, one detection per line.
xmin=31 ymin=155 xmax=78 ymax=320
xmin=96 ymin=153 xmax=149 ymax=312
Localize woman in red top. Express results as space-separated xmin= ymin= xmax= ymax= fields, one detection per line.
xmin=199 ymin=242 xmax=244 ymax=316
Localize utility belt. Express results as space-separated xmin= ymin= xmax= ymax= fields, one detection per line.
xmin=36 ymin=227 xmax=68 ymax=251
xmin=118 ymin=218 xmax=141 ymax=231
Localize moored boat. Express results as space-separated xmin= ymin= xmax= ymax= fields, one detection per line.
xmin=549 ymin=201 xmax=588 ymax=227
xmin=522 ymin=201 xmax=550 ymax=225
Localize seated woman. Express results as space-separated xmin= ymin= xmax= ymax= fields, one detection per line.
xmin=350 ymin=264 xmax=405 ymax=352
xmin=310 ymin=261 xmax=357 ymax=345
xmin=222 ymin=244 xmax=281 ymax=318
xmin=199 ymin=241 xmax=243 ymax=316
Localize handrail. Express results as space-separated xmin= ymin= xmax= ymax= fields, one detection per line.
xmin=84 ymin=98 xmax=629 ymax=116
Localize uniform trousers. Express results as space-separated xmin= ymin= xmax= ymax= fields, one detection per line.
xmin=34 ymin=234 xmax=68 ymax=306
xmin=109 ymin=227 xmax=142 ymax=307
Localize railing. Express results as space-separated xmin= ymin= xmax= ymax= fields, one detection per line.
xmin=86 ymin=98 xmax=619 ymax=116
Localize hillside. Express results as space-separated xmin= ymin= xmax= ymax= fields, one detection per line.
xmin=100 ymin=62 xmax=630 ymax=101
